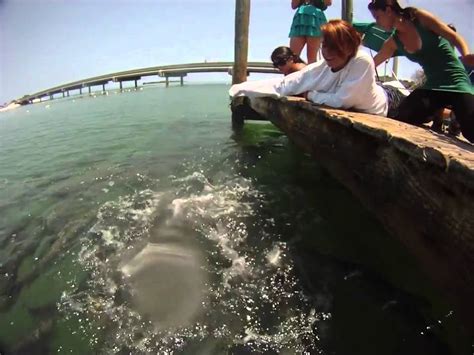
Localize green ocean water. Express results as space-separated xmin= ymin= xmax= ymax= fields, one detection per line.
xmin=0 ymin=84 xmax=471 ymax=354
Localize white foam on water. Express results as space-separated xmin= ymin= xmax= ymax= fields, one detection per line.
xmin=266 ymin=244 xmax=283 ymax=267
xmin=59 ymin=171 xmax=327 ymax=353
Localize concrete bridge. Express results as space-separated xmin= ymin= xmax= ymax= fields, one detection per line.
xmin=15 ymin=62 xmax=279 ymax=105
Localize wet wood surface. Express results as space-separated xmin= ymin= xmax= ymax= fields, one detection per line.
xmin=233 ymin=95 xmax=474 ymax=334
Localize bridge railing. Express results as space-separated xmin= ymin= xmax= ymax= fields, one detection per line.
xmin=17 ymin=62 xmax=279 ymax=103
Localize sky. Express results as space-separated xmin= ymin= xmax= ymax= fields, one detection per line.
xmin=0 ymin=0 xmax=473 ymax=104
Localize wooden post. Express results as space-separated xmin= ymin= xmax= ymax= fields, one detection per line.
xmin=119 ymin=81 xmax=123 ymax=91
xmin=180 ymin=75 xmax=184 ymax=86
xmin=342 ymin=0 xmax=353 ymax=23
xmin=102 ymin=84 xmax=106 ymax=93
xmin=165 ymin=76 xmax=169 ymax=88
xmin=392 ymin=57 xmax=399 ymax=78
xmin=233 ymin=0 xmax=250 ymax=85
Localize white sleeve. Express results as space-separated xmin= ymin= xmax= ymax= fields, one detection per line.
xmin=228 ymin=60 xmax=328 ymax=98
xmin=278 ymin=60 xmax=327 ymax=96
xmin=228 ymin=77 xmax=284 ymax=98
xmin=307 ymin=55 xmax=376 ymax=109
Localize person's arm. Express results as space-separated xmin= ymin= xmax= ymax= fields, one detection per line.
xmin=373 ymin=37 xmax=397 ymax=67
xmin=307 ymin=54 xmax=376 ymax=109
xmin=291 ymin=0 xmax=301 ymax=9
xmin=278 ymin=60 xmax=328 ymax=96
xmin=416 ymin=9 xmax=470 ymax=57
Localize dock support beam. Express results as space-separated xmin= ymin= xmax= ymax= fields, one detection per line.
xmin=342 ymin=0 xmax=353 ymax=23
xmin=165 ymin=76 xmax=169 ymax=88
xmin=134 ymin=80 xmax=138 ymax=89
xmin=102 ymin=84 xmax=106 ymax=94
xmin=79 ymin=88 xmax=82 ymax=95
xmin=232 ymin=0 xmax=250 ymax=85
xmin=88 ymin=86 xmax=91 ymax=95
xmin=180 ymin=75 xmax=184 ymax=86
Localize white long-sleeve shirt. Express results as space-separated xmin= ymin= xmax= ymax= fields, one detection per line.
xmin=229 ymin=48 xmax=388 ymax=116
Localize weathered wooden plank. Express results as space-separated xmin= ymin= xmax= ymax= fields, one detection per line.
xmin=235 ymin=95 xmax=474 ymax=334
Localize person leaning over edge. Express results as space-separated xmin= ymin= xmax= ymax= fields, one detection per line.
xmin=271 ymin=46 xmax=307 ymax=75
xmin=230 ymin=20 xmax=388 ymax=116
xmin=368 ymin=0 xmax=474 ymax=143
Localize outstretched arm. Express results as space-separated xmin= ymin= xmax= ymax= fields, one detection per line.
xmin=373 ymin=37 xmax=397 ymax=67
xmin=291 ymin=0 xmax=301 ymax=9
xmin=306 ymin=54 xmax=377 ymax=110
xmin=416 ymin=9 xmax=470 ymax=57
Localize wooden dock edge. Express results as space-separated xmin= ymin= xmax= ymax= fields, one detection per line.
xmin=233 ymin=95 xmax=474 ymax=334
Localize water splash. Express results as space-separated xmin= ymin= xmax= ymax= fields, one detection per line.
xmin=58 ymin=170 xmax=327 ymax=353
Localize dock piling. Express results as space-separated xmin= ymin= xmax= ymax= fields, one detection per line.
xmin=233 ymin=0 xmax=250 ymax=85
xmin=342 ymin=0 xmax=353 ymax=23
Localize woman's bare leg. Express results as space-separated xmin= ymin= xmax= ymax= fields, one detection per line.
xmin=306 ymin=36 xmax=321 ymax=63
xmin=290 ymin=36 xmax=306 ymax=57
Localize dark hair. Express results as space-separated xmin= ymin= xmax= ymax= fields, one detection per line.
xmin=321 ymin=19 xmax=361 ymax=59
xmin=368 ymin=0 xmax=417 ymax=21
xmin=271 ymin=46 xmax=305 ymax=67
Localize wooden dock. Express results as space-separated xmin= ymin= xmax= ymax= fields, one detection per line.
xmin=231 ymin=95 xmax=474 ymax=334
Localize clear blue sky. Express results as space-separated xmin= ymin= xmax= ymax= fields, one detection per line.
xmin=1 ymin=0 xmax=473 ymax=104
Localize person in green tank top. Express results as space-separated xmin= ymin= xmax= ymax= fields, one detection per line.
xmin=368 ymin=0 xmax=474 ymax=143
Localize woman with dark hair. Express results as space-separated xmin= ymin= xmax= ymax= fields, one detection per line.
xmin=289 ymin=0 xmax=332 ymax=63
xmin=368 ymin=0 xmax=474 ymax=142
xmin=271 ymin=46 xmax=307 ymax=75
xmin=230 ymin=20 xmax=388 ymax=116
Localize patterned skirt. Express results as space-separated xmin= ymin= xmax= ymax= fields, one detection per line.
xmin=288 ymin=4 xmax=327 ymax=38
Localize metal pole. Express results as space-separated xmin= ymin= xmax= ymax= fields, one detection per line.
xmin=392 ymin=57 xmax=399 ymax=78
xmin=342 ymin=0 xmax=353 ymax=23
xmin=233 ymin=0 xmax=250 ymax=84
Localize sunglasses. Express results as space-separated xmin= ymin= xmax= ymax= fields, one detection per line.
xmin=272 ymin=58 xmax=288 ymax=68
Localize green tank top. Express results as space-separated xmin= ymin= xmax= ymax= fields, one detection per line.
xmin=393 ymin=22 xmax=473 ymax=94
xmin=303 ymin=0 xmax=327 ymax=11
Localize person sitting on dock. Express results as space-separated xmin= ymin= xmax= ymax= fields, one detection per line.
xmin=368 ymin=0 xmax=474 ymax=143
xmin=230 ymin=19 xmax=388 ymax=116
xmin=271 ymin=46 xmax=307 ymax=75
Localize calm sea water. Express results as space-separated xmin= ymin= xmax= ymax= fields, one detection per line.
xmin=0 ymin=84 xmax=471 ymax=354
